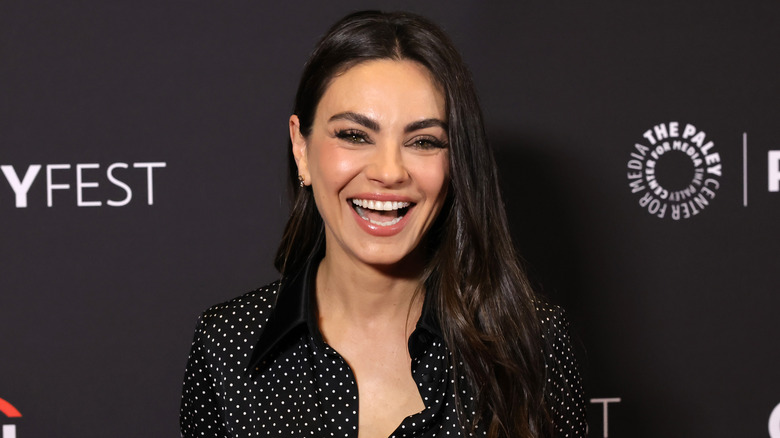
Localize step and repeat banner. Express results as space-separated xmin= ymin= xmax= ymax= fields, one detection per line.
xmin=1 ymin=1 xmax=778 ymax=437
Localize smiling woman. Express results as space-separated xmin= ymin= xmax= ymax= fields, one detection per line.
xmin=180 ymin=10 xmax=585 ymax=438
xmin=291 ymin=59 xmax=449 ymax=267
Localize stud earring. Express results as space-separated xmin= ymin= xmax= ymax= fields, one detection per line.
xmin=298 ymin=175 xmax=305 ymax=187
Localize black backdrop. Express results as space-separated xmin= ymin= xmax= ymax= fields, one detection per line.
xmin=1 ymin=1 xmax=778 ymax=437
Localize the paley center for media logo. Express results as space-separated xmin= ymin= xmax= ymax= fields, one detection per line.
xmin=0 ymin=397 xmax=21 ymax=438
xmin=627 ymin=121 xmax=722 ymax=220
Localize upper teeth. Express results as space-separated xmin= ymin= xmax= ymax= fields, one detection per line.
xmin=351 ymin=199 xmax=410 ymax=211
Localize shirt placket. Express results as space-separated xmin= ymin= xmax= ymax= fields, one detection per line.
xmin=390 ymin=335 xmax=450 ymax=437
xmin=310 ymin=335 xmax=361 ymax=437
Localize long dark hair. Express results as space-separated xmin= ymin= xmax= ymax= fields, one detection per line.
xmin=275 ymin=10 xmax=551 ymax=438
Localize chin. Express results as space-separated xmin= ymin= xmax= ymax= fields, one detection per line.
xmin=354 ymin=243 xmax=427 ymax=274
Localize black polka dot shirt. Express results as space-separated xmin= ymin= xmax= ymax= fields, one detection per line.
xmin=180 ymin=259 xmax=586 ymax=437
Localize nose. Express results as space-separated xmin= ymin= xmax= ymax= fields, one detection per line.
xmin=365 ymin=142 xmax=409 ymax=186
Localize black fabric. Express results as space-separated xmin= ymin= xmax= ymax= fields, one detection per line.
xmin=180 ymin=259 xmax=586 ymax=437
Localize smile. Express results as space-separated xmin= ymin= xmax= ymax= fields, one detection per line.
xmin=350 ymin=198 xmax=413 ymax=227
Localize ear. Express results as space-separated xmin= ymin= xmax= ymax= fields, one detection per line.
xmin=289 ymin=115 xmax=309 ymax=185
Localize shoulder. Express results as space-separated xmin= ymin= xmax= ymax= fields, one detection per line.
xmin=180 ymin=281 xmax=281 ymax=435
xmin=193 ymin=280 xmax=281 ymax=344
xmin=534 ymin=298 xmax=580 ymax=394
xmin=534 ymin=298 xmax=588 ymax=436
xmin=534 ymin=299 xmax=573 ymax=346
xmin=533 ymin=297 xmax=579 ymax=379
xmin=201 ymin=280 xmax=281 ymax=319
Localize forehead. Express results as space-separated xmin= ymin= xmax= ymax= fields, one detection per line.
xmin=316 ymin=59 xmax=446 ymax=123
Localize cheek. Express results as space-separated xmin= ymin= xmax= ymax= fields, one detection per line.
xmin=412 ymin=154 xmax=450 ymax=200
xmin=310 ymin=143 xmax=364 ymax=193
xmin=333 ymin=153 xmax=360 ymax=175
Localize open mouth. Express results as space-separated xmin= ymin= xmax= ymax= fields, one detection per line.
xmin=350 ymin=198 xmax=413 ymax=227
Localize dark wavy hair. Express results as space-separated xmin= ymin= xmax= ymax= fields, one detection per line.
xmin=275 ymin=10 xmax=551 ymax=438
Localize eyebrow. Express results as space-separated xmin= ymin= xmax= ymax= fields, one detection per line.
xmin=328 ymin=112 xmax=380 ymax=131
xmin=404 ymin=118 xmax=448 ymax=133
xmin=328 ymin=112 xmax=448 ymax=133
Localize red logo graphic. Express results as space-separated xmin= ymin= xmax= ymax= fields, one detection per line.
xmin=0 ymin=398 xmax=21 ymax=418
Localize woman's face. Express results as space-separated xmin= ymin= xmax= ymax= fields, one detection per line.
xmin=291 ymin=59 xmax=449 ymax=270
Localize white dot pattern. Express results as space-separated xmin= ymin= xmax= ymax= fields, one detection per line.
xmin=180 ymin=281 xmax=585 ymax=437
xmin=536 ymin=301 xmax=587 ymax=437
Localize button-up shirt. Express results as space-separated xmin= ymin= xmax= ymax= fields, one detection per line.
xmin=180 ymin=259 xmax=586 ymax=437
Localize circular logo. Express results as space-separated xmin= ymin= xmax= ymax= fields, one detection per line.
xmin=627 ymin=122 xmax=722 ymax=220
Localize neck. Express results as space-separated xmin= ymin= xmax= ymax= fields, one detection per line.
xmin=315 ymin=252 xmax=424 ymax=328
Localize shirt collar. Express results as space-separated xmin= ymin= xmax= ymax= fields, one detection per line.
xmin=245 ymin=253 xmax=316 ymax=377
xmin=245 ymin=254 xmax=443 ymax=377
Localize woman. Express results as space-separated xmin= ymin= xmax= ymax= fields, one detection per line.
xmin=181 ymin=10 xmax=585 ymax=438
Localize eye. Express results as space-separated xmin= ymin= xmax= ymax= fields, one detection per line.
xmin=407 ymin=135 xmax=448 ymax=150
xmin=335 ymin=129 xmax=371 ymax=144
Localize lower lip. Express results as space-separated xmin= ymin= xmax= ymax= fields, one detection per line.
xmin=350 ymin=204 xmax=413 ymax=237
